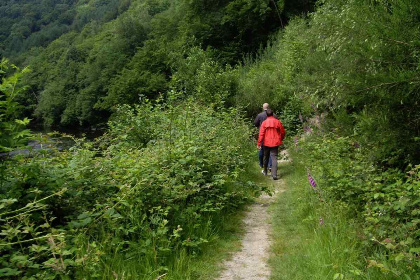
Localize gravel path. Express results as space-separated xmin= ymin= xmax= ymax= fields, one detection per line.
xmin=216 ymin=151 xmax=288 ymax=280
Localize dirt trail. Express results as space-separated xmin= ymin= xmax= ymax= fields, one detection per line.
xmin=216 ymin=151 xmax=289 ymax=280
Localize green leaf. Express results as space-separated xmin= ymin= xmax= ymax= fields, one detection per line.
xmin=394 ymin=253 xmax=405 ymax=262
xmin=0 ymin=268 xmax=22 ymax=276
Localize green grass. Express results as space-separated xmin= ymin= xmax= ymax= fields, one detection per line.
xmin=89 ymin=154 xmax=414 ymax=280
xmin=165 ymin=210 xmax=246 ymax=280
xmin=269 ymin=160 xmax=369 ymax=280
xmin=267 ymin=150 xmax=420 ymax=280
xmin=75 ymin=207 xmax=246 ymax=280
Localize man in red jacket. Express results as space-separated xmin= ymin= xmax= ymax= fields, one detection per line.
xmin=257 ymin=109 xmax=286 ymax=180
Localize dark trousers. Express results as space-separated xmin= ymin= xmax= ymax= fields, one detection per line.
xmin=263 ymin=146 xmax=278 ymax=178
xmin=259 ymin=146 xmax=272 ymax=168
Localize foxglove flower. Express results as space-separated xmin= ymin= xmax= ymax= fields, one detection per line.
xmin=307 ymin=172 xmax=317 ymax=189
xmin=304 ymin=125 xmax=313 ymax=134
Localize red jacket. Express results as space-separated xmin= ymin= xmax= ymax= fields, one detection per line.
xmin=257 ymin=116 xmax=286 ymax=147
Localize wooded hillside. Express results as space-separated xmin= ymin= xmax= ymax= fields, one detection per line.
xmin=1 ymin=0 xmax=419 ymax=279
xmin=6 ymin=0 xmax=314 ymax=127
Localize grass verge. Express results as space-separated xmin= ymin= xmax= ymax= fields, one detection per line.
xmin=269 ymin=160 xmax=370 ymax=280
xmin=88 ymin=201 xmax=247 ymax=280
xmin=163 ymin=209 xmax=247 ymax=280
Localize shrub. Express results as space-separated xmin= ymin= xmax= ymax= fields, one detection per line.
xmin=295 ymin=132 xmax=420 ymax=277
xmin=0 ymin=97 xmax=260 ymax=278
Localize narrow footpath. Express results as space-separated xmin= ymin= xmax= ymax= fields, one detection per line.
xmin=216 ymin=151 xmax=289 ymax=280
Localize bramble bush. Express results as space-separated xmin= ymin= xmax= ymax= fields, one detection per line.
xmin=0 ymin=97 xmax=260 ymax=278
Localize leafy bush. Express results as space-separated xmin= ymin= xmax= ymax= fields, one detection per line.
xmin=171 ymin=47 xmax=238 ymax=109
xmin=0 ymin=58 xmax=32 ymax=153
xmin=295 ymin=132 xmax=420 ymax=277
xmin=237 ymin=0 xmax=420 ymax=165
xmin=0 ymin=97 xmax=260 ymax=278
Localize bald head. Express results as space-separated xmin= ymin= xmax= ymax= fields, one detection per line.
xmin=263 ymin=103 xmax=269 ymax=111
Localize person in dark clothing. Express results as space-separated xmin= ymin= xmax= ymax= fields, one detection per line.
xmin=254 ymin=103 xmax=277 ymax=170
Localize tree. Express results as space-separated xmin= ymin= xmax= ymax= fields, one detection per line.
xmin=0 ymin=58 xmax=31 ymax=152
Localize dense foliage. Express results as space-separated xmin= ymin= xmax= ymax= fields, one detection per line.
xmin=236 ymin=0 xmax=420 ymax=165
xmin=292 ymin=132 xmax=419 ymax=278
xmin=0 ymin=97 xmax=261 ymax=278
xmin=0 ymin=0 xmax=129 ymax=60
xmin=12 ymin=0 xmax=316 ymax=128
xmin=1 ymin=0 xmax=419 ymax=278
xmin=235 ymin=0 xmax=420 ymax=276
xmin=0 ymin=59 xmax=32 ymax=153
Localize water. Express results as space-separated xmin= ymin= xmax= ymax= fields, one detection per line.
xmin=0 ymin=127 xmax=104 ymax=158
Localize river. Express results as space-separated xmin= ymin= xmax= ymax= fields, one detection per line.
xmin=0 ymin=127 xmax=104 ymax=158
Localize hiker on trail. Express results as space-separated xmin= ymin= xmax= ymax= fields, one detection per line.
xmin=257 ymin=109 xmax=285 ymax=180
xmin=254 ymin=103 xmax=277 ymax=170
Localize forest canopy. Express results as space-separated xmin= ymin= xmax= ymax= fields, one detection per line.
xmin=0 ymin=0 xmax=130 ymax=60
xmin=2 ymin=0 xmax=316 ymax=128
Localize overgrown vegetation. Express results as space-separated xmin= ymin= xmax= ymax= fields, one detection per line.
xmin=1 ymin=0 xmax=419 ymax=278
xmin=0 ymin=94 xmax=265 ymax=278
xmin=280 ymin=134 xmax=420 ymax=279
xmin=237 ymin=0 xmax=420 ymax=165
xmin=13 ymin=0 xmax=314 ymax=128
xmin=270 ymin=161 xmax=367 ymax=279
xmin=261 ymin=1 xmax=419 ymax=277
xmin=0 ymin=59 xmax=32 ymax=153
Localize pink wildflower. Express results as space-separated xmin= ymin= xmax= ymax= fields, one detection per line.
xmin=307 ymin=172 xmax=317 ymax=189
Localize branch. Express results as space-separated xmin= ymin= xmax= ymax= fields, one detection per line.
xmin=0 ymin=188 xmax=67 ymax=217
xmin=0 ymin=234 xmax=62 ymax=247
xmin=355 ymin=79 xmax=419 ymax=93
xmin=386 ymin=38 xmax=414 ymax=47
xmin=155 ymin=273 xmax=167 ymax=280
